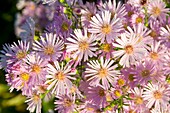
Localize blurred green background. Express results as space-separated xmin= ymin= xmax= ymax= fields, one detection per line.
xmin=0 ymin=0 xmax=29 ymax=113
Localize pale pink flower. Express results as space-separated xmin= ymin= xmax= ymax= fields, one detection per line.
xmin=25 ymin=94 xmax=42 ymax=113
xmin=66 ymin=28 xmax=97 ymax=62
xmin=147 ymin=0 xmax=169 ymax=22
xmin=85 ymin=57 xmax=119 ymax=90
xmin=142 ymin=82 xmax=170 ymax=110
xmin=89 ymin=10 xmax=123 ymax=43
xmin=33 ymin=33 xmax=64 ymax=61
xmin=45 ymin=61 xmax=76 ymax=95
xmin=112 ymin=33 xmax=147 ymax=67
xmin=160 ymin=25 xmax=170 ymax=48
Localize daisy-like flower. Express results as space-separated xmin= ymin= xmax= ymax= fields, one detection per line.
xmin=125 ymin=23 xmax=152 ymax=46
xmin=131 ymin=13 xmax=145 ymax=25
xmin=112 ymin=33 xmax=147 ymax=67
xmin=100 ymin=0 xmax=127 ymax=19
xmin=142 ymin=82 xmax=170 ymax=110
xmin=66 ymin=28 xmax=97 ymax=62
xmin=25 ymin=93 xmax=42 ymax=113
xmin=146 ymin=41 xmax=166 ymax=67
xmin=134 ymin=59 xmax=156 ymax=85
xmin=33 ymin=33 xmax=64 ymax=61
xmin=85 ymin=57 xmax=119 ymax=90
xmin=128 ymin=87 xmax=147 ymax=112
xmin=45 ymin=61 xmax=76 ymax=95
xmin=147 ymin=0 xmax=169 ymax=22
xmin=0 ymin=41 xmax=30 ymax=69
xmin=89 ymin=10 xmax=123 ymax=43
xmin=24 ymin=53 xmax=47 ymax=84
xmin=80 ymin=2 xmax=97 ymax=27
xmin=54 ymin=93 xmax=76 ymax=113
xmin=160 ymin=25 xmax=170 ymax=48
xmin=84 ymin=86 xmax=108 ymax=108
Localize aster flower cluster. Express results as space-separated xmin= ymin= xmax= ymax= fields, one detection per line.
xmin=1 ymin=0 xmax=170 ymax=113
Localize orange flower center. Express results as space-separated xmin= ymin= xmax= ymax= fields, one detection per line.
xmin=98 ymin=68 xmax=108 ymax=78
xmin=153 ymin=90 xmax=162 ymax=99
xmin=79 ymin=41 xmax=89 ymax=51
xmin=55 ymin=71 xmax=65 ymax=81
xmin=32 ymin=64 xmax=41 ymax=74
xmin=150 ymin=52 xmax=159 ymax=60
xmin=125 ymin=45 xmax=134 ymax=54
xmin=134 ymin=96 xmax=143 ymax=105
xmin=152 ymin=7 xmax=161 ymax=17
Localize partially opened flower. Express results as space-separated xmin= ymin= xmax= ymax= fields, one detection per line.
xmin=25 ymin=93 xmax=42 ymax=113
xmin=45 ymin=61 xmax=76 ymax=95
xmin=85 ymin=57 xmax=119 ymax=90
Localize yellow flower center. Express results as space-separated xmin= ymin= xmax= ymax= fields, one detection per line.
xmin=44 ymin=46 xmax=54 ymax=55
xmin=102 ymin=43 xmax=111 ymax=52
xmin=16 ymin=50 xmax=27 ymax=59
xmin=101 ymin=24 xmax=112 ymax=34
xmin=153 ymin=90 xmax=162 ymax=99
xmin=125 ymin=45 xmax=134 ymax=54
xmin=128 ymin=11 xmax=134 ymax=17
xmin=114 ymin=90 xmax=122 ymax=98
xmin=79 ymin=41 xmax=89 ymax=51
xmin=117 ymin=78 xmax=125 ymax=87
xmin=141 ymin=69 xmax=150 ymax=77
xmin=152 ymin=7 xmax=161 ymax=17
xmin=62 ymin=22 xmax=69 ymax=31
xmin=135 ymin=17 xmax=143 ymax=24
xmin=150 ymin=52 xmax=159 ymax=60
xmin=32 ymin=64 xmax=41 ymax=74
xmin=87 ymin=107 xmax=94 ymax=111
xmin=98 ymin=68 xmax=108 ymax=78
xmin=55 ymin=71 xmax=65 ymax=81
xmin=134 ymin=96 xmax=143 ymax=105
xmin=98 ymin=89 xmax=105 ymax=97
xmin=20 ymin=72 xmax=30 ymax=82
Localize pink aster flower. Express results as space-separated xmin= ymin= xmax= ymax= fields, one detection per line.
xmin=100 ymin=0 xmax=127 ymax=19
xmin=80 ymin=2 xmax=97 ymax=27
xmin=85 ymin=57 xmax=119 ymax=90
xmin=147 ymin=0 xmax=169 ymax=22
xmin=127 ymin=87 xmax=148 ymax=113
xmin=134 ymin=59 xmax=157 ymax=85
xmin=0 ymin=41 xmax=30 ymax=70
xmin=66 ymin=28 xmax=97 ymax=63
xmin=45 ymin=61 xmax=76 ymax=95
xmin=142 ymin=82 xmax=170 ymax=110
xmin=25 ymin=94 xmax=42 ymax=113
xmin=89 ymin=10 xmax=123 ymax=43
xmin=54 ymin=93 xmax=76 ymax=113
xmin=112 ymin=33 xmax=147 ymax=67
xmin=125 ymin=23 xmax=152 ymax=46
xmin=33 ymin=33 xmax=64 ymax=61
xmin=84 ymin=85 xmax=108 ymax=108
xmin=131 ymin=13 xmax=145 ymax=25
xmin=146 ymin=41 xmax=166 ymax=67
xmin=24 ymin=53 xmax=47 ymax=84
